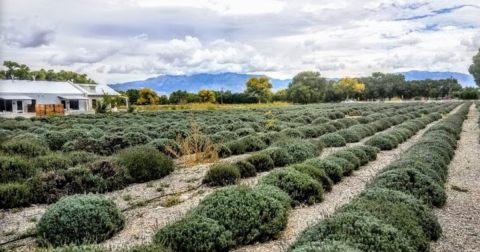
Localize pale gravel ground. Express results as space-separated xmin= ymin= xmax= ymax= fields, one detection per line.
xmin=432 ymin=104 xmax=480 ymax=252
xmin=0 ymin=105 xmax=458 ymax=251
xmin=232 ymin=105 xmax=463 ymax=252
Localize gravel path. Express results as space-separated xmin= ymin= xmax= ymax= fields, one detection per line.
xmin=232 ymin=105 xmax=463 ymax=252
xmin=432 ymin=104 xmax=480 ymax=252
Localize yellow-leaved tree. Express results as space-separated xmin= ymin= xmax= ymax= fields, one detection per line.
xmin=198 ymin=89 xmax=216 ymax=103
xmin=334 ymin=78 xmax=365 ymax=100
xmin=137 ymin=88 xmax=160 ymax=105
xmin=244 ymin=76 xmax=273 ymax=103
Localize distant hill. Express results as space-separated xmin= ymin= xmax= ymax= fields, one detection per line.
xmin=108 ymin=73 xmax=291 ymax=94
xmin=108 ymin=71 xmax=475 ymax=94
xmin=396 ymin=71 xmax=475 ymax=87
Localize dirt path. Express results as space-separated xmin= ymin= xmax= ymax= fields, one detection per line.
xmin=432 ymin=104 xmax=480 ymax=252
xmin=232 ymin=105 xmax=464 ymax=252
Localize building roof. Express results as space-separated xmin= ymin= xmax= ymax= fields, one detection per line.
xmin=0 ymin=80 xmax=122 ymax=97
xmin=0 ymin=80 xmax=84 ymax=94
xmin=76 ymin=84 xmax=121 ymax=96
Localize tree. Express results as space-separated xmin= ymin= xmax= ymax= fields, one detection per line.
xmin=169 ymin=90 xmax=190 ymax=104
xmin=244 ymin=76 xmax=273 ymax=103
xmin=159 ymin=95 xmax=169 ymax=104
xmin=125 ymin=89 xmax=140 ymax=104
xmin=286 ymin=71 xmax=327 ymax=104
xmin=334 ymin=78 xmax=365 ymax=100
xmin=271 ymin=89 xmax=287 ymax=102
xmin=2 ymin=61 xmax=96 ymax=83
xmin=198 ymin=89 xmax=216 ymax=103
xmin=469 ymin=48 xmax=480 ymax=87
xmin=459 ymin=87 xmax=480 ymax=100
xmin=137 ymin=88 xmax=160 ymax=105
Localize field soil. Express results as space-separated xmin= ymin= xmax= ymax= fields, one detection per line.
xmin=432 ymin=104 xmax=480 ymax=252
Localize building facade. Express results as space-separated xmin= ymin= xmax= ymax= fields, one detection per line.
xmin=0 ymin=80 xmax=122 ymax=114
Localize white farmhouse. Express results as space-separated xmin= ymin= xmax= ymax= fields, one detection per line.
xmin=0 ymin=79 xmax=123 ymax=114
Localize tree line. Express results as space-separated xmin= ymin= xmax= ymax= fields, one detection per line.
xmin=0 ymin=61 xmax=97 ymax=84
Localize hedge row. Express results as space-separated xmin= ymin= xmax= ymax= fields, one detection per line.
xmin=289 ymin=103 xmax=467 ymax=252
xmin=0 ymin=145 xmax=174 ymax=208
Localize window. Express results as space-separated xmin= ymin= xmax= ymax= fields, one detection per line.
xmin=69 ymin=100 xmax=79 ymax=110
xmin=92 ymin=99 xmax=97 ymax=109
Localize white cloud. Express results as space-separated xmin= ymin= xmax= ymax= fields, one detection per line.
xmin=46 ymin=47 xmax=119 ymax=66
xmin=1 ymin=0 xmax=479 ymax=84
xmin=1 ymin=17 xmax=55 ymax=48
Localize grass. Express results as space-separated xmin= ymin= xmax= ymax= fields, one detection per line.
xmin=166 ymin=122 xmax=219 ymax=167
xmin=123 ymin=194 xmax=133 ymax=201
xmin=451 ymin=185 xmax=468 ymax=193
xmin=160 ymin=194 xmax=181 ymax=207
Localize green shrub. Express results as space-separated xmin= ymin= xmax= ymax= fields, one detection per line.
xmin=68 ymin=151 xmax=100 ymax=166
xmin=304 ymin=158 xmax=343 ymax=183
xmin=364 ymin=136 xmax=395 ymax=150
xmin=259 ymin=167 xmax=324 ymax=206
xmin=2 ymin=137 xmax=48 ymax=157
xmin=330 ymin=150 xmax=361 ymax=170
xmin=225 ymin=140 xmax=245 ymax=155
xmin=290 ymin=164 xmax=333 ymax=192
xmin=238 ymin=135 xmax=267 ymax=152
xmin=259 ymin=131 xmax=283 ymax=145
xmin=117 ymin=145 xmax=174 ymax=183
xmin=253 ymin=184 xmax=292 ymax=209
xmin=343 ymin=147 xmax=369 ymax=165
xmin=280 ymin=128 xmax=305 ymax=138
xmin=88 ymin=158 xmax=130 ymax=190
xmin=319 ymin=134 xmax=346 ymax=147
xmin=44 ymin=131 xmax=69 ymax=151
xmin=34 ymin=153 xmax=74 ymax=171
xmin=336 ymin=129 xmax=362 ymax=143
xmin=235 ymin=160 xmax=257 ymax=178
xmin=154 ymin=214 xmax=233 ymax=252
xmin=382 ymin=160 xmax=443 ymax=184
xmin=340 ymin=188 xmax=442 ymax=243
xmin=218 ymin=144 xmax=233 ymax=158
xmin=0 ymin=156 xmax=36 ymax=183
xmin=37 ymin=194 xmax=125 ymax=247
xmin=246 ymin=154 xmax=275 ymax=172
xmin=355 ymin=145 xmax=380 ymax=161
xmin=28 ymin=167 xmax=107 ymax=204
xmin=290 ymin=212 xmax=415 ymax=252
xmin=262 ymin=147 xmax=294 ymax=167
xmin=148 ymin=138 xmax=183 ymax=157
xmin=290 ymin=241 xmax=362 ymax=252
xmin=192 ymin=186 xmax=288 ymax=246
xmin=298 ymin=126 xmax=322 ymax=138
xmin=312 ymin=117 xmax=329 ymax=125
xmin=235 ymin=127 xmax=256 ymax=137
xmin=211 ymin=131 xmax=239 ymax=144
xmin=203 ymin=164 xmax=241 ymax=186
xmin=273 ymin=139 xmax=320 ymax=163
xmin=370 ymin=168 xmax=447 ymax=207
xmin=324 ymin=156 xmax=355 ymax=176
xmin=0 ymin=182 xmax=32 ymax=208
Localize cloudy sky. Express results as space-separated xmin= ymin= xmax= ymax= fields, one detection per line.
xmin=1 ymin=0 xmax=479 ymax=84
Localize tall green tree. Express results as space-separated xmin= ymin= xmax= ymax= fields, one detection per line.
xmin=286 ymin=71 xmax=327 ymax=104
xmin=469 ymin=48 xmax=480 ymax=87
xmin=125 ymin=89 xmax=140 ymax=104
xmin=244 ymin=76 xmax=273 ymax=103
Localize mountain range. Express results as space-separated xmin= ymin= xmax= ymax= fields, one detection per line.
xmin=108 ymin=71 xmax=476 ymax=94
